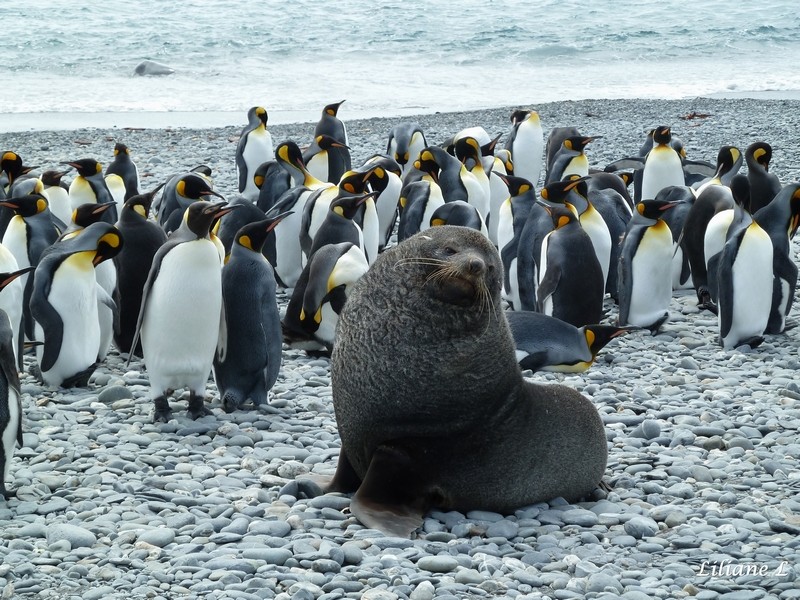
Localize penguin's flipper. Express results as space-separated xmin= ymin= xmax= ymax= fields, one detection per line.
xmin=216 ymin=300 xmax=228 ymax=363
xmin=682 ymin=159 xmax=717 ymax=178
xmin=127 ymin=240 xmax=176 ymax=367
xmin=235 ymin=139 xmax=249 ymax=194
xmin=96 ymin=283 xmax=120 ymax=333
xmin=536 ymin=265 xmax=561 ymax=313
xmin=616 ymin=255 xmax=631 ymax=326
xmin=717 ymin=260 xmax=734 ymax=341
xmin=706 ymin=251 xmax=722 ymax=303
xmin=604 ymin=157 xmax=645 ymax=172
xmin=29 ymin=273 xmax=64 ymax=373
xmin=518 ymin=350 xmax=548 ymax=372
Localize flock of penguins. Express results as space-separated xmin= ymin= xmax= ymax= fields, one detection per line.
xmin=0 ymin=100 xmax=799 ymax=503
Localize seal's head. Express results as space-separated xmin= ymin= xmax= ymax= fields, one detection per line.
xmin=394 ymin=225 xmax=502 ymax=309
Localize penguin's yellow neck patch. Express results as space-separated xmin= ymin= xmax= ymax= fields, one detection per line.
xmin=333 ymin=206 xmax=345 ymax=217
xmin=431 ymin=218 xmax=446 ymax=227
xmin=238 ymin=234 xmax=254 ymax=251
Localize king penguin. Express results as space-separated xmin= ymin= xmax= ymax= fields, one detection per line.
xmin=131 ymin=201 xmax=238 ymax=422
xmin=715 ymin=204 xmax=774 ymax=349
xmin=505 ymin=109 xmax=544 ymax=186
xmin=537 ymin=202 xmax=604 ymax=327
xmin=386 ymin=122 xmax=427 ymax=179
xmin=745 ymin=141 xmax=782 ymax=214
xmin=303 ymin=134 xmax=351 ymax=184
xmin=753 ymin=182 xmax=800 ymax=334
xmin=236 ymin=106 xmax=274 ymax=201
xmin=105 ymin=143 xmax=140 ymax=201
xmin=282 ymin=241 xmax=369 ymax=354
xmin=314 ymin=100 xmax=350 ymax=172
xmin=494 ymin=174 xmax=537 ymax=310
xmin=214 ymin=212 xmax=291 ymax=412
xmin=506 ymin=310 xmax=633 ymax=373
xmin=396 ymin=180 xmax=445 ymax=242
xmin=40 ymin=170 xmax=72 ymax=227
xmin=113 ymin=186 xmax=168 ymax=356
xmin=617 ymin=199 xmax=677 ymax=333
xmin=640 ymin=126 xmax=684 ymax=201
xmin=65 ymin=158 xmax=117 ymax=221
xmin=0 ymin=267 xmax=32 ymax=498
xmin=30 ymin=222 xmax=123 ymax=388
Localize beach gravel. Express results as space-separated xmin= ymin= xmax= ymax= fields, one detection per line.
xmin=1 ymin=98 xmax=799 ymax=598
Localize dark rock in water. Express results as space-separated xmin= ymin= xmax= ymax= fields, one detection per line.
xmin=134 ymin=60 xmax=175 ymax=76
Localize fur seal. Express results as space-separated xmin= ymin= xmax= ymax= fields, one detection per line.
xmin=133 ymin=60 xmax=175 ymax=76
xmin=325 ymin=225 xmax=608 ymax=537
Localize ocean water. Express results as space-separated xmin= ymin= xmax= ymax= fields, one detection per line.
xmin=3 ymin=0 xmax=800 ymax=131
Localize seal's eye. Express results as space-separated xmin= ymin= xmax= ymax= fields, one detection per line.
xmin=442 ymin=246 xmax=457 ymax=256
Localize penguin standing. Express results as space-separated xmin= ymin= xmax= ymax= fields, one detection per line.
xmin=453 ymin=136 xmax=491 ymax=221
xmin=113 ymin=187 xmax=168 ymax=356
xmin=653 ymin=186 xmax=696 ymax=290
xmin=396 ymin=180 xmax=445 ymax=242
xmin=105 ymin=142 xmax=140 ymax=201
xmin=0 ymin=247 xmax=28 ymax=368
xmin=715 ymin=205 xmax=774 ymax=349
xmin=282 ymin=241 xmax=369 ymax=353
xmin=236 ymin=106 xmax=274 ymax=201
xmin=640 ymin=126 xmax=684 ymax=201
xmin=537 ymin=202 xmax=604 ymax=327
xmin=131 ymin=201 xmax=237 ymax=422
xmin=40 ymin=170 xmax=72 ymax=226
xmin=1 ymin=151 xmax=37 ymax=199
xmin=314 ymin=101 xmax=350 ymax=172
xmin=753 ymin=183 xmax=800 ymax=334
xmin=159 ymin=173 xmax=224 ymax=234
xmin=429 ymin=200 xmax=487 ymax=235
xmin=386 ymin=122 xmax=427 ymax=178
xmin=506 ymin=310 xmax=632 ymax=373
xmin=505 ymin=109 xmax=544 ymax=186
xmin=617 ymin=199 xmax=677 ymax=333
xmin=65 ymin=158 xmax=117 ymax=220
xmin=0 ymin=268 xmax=32 ymax=498
xmin=30 ymin=222 xmax=123 ymax=388
xmin=303 ymin=134 xmax=351 ymax=184
xmin=495 ymin=174 xmax=538 ymax=310
xmin=214 ymin=213 xmax=290 ymax=412
xmin=487 ymin=150 xmax=513 ymax=246
xmin=745 ymin=141 xmax=782 ymax=213
xmin=361 ymin=155 xmax=403 ymax=252
xmin=545 ymin=135 xmax=597 ymax=185
xmin=0 ymin=193 xmax=61 ymax=340
xmin=308 ymin=192 xmax=375 ymax=259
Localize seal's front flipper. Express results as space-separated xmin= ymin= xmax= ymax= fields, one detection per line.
xmin=326 ymin=448 xmax=362 ymax=494
xmin=350 ymin=444 xmax=427 ymax=538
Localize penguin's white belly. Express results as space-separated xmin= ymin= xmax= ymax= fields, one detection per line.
xmin=507 ymin=257 xmax=520 ymax=310
xmin=704 ymin=209 xmax=734 ymax=269
xmin=241 ymin=130 xmax=274 ymax=199
xmin=69 ymin=177 xmax=96 ymax=210
xmin=37 ymin=259 xmax=100 ymax=387
xmin=0 ymin=245 xmax=22 ymax=364
xmin=273 ymin=200 xmax=306 ymax=288
xmin=581 ymin=213 xmax=612 ymax=287
xmin=512 ymin=124 xmax=544 ymax=185
xmin=1 ymin=385 xmax=20 ymax=487
xmin=641 ymin=149 xmax=684 ymax=201
xmin=562 ymin=155 xmax=588 ymax=179
xmin=538 ymin=235 xmax=553 ymax=315
xmin=720 ymin=229 xmax=773 ymax=348
xmin=488 ymin=174 xmax=509 ymax=246
xmin=43 ymin=187 xmax=72 ymax=225
xmin=375 ymin=176 xmax=401 ymax=248
xmin=361 ymin=205 xmax=380 ymax=264
xmin=628 ymin=228 xmax=673 ymax=326
xmin=95 ymin=260 xmax=116 ymax=360
xmin=419 ymin=188 xmax=445 ymax=233
xmin=315 ymin=303 xmax=340 ymax=348
xmin=2 ymin=218 xmax=30 ymax=269
xmin=141 ymin=241 xmax=221 ymax=393
xmin=306 ymin=152 xmax=330 ymax=183
xmin=463 ymin=171 xmax=490 ymax=220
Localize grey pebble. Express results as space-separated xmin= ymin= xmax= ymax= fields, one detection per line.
xmin=417 ymin=555 xmax=459 ymax=573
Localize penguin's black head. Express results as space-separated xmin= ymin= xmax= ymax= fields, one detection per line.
xmin=652 ymin=126 xmax=672 ymax=145
xmin=583 ymin=325 xmax=635 ymax=360
xmin=113 ymin=143 xmax=130 ymax=156
xmin=93 ymin=225 xmax=125 ymax=266
xmin=564 ymin=136 xmax=598 ymax=153
xmin=0 ymin=193 xmax=49 ymax=217
xmin=40 ymin=170 xmax=68 ymax=186
xmin=542 ymin=202 xmax=578 ymax=229
xmin=510 ymin=109 xmax=530 ymax=125
xmin=365 ymin=154 xmax=402 ymax=178
xmin=184 ymin=201 xmax=237 ymax=239
xmin=338 ymin=170 xmax=370 ymax=195
xmin=497 ymin=173 xmax=533 ymax=198
xmin=71 ymin=201 xmax=116 ymax=229
xmin=64 ymin=158 xmax=103 ymax=177
xmin=176 ymin=173 xmax=222 ymax=201
xmin=715 ymin=145 xmax=742 ymax=175
xmin=276 ymin=141 xmax=305 ymax=170
xmin=541 ymin=178 xmax=586 ymax=204
xmin=331 ymin=191 xmax=377 ymax=220
xmin=248 ymin=106 xmax=268 ymax=127
xmin=1 ymin=151 xmax=34 ymax=181
xmin=429 ymin=201 xmax=481 ymax=231
xmin=453 ymin=137 xmax=482 ymax=164
xmin=788 ymin=184 xmax=800 ymax=239
xmin=636 ymin=198 xmax=678 ymax=220
xmin=747 ymin=141 xmax=772 ymax=169
xmin=123 ymin=182 xmax=165 ymax=219
xmin=316 ymin=134 xmax=348 ymax=150
xmin=235 ymin=211 xmax=292 ymax=254
xmin=323 ymin=100 xmax=345 ymax=117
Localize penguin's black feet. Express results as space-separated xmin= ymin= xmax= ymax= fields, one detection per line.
xmin=0 ymin=483 xmax=12 ymax=500
xmin=222 ymin=391 xmax=241 ymax=414
xmin=739 ymin=336 xmax=765 ymax=349
xmin=153 ymin=396 xmax=174 ymax=423
xmin=697 ymin=290 xmax=718 ymax=315
xmin=61 ymin=363 xmax=98 ymax=389
xmin=187 ymin=393 xmax=212 ymax=420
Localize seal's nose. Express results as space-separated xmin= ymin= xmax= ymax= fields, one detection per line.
xmin=467 ymin=257 xmax=485 ymax=275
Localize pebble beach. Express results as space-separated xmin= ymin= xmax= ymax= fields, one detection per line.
xmin=1 ymin=97 xmax=799 ymax=600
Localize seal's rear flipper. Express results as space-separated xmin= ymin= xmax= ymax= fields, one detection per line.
xmin=350 ymin=445 xmax=426 ymax=538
